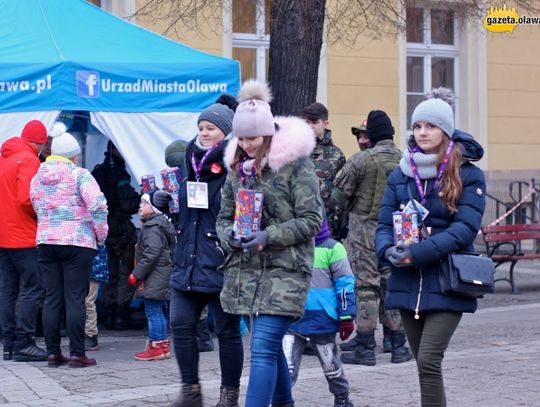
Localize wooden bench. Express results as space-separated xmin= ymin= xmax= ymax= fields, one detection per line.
xmin=481 ymin=223 xmax=540 ymax=293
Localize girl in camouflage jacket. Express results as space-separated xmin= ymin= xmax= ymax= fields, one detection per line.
xmin=217 ymin=80 xmax=323 ymax=407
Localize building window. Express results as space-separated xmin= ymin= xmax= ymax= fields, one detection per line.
xmin=406 ymin=6 xmax=458 ymax=129
xmin=232 ymin=0 xmax=271 ymax=81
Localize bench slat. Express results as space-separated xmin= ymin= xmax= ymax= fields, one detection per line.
xmin=483 ymin=232 xmax=540 ymax=242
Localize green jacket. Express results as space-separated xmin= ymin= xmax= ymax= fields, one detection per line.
xmin=333 ymin=140 xmax=402 ymax=223
xmin=217 ymin=116 xmax=324 ymax=319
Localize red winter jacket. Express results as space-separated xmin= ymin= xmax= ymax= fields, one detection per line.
xmin=0 ymin=137 xmax=41 ymax=248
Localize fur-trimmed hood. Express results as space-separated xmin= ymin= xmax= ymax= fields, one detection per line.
xmin=224 ymin=116 xmax=316 ymax=172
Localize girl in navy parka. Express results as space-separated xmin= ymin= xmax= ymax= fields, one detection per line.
xmin=375 ymin=97 xmax=486 ymax=407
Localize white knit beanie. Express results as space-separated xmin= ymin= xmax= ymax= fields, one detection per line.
xmin=49 ymin=122 xmax=81 ymax=158
xmin=411 ymin=98 xmax=454 ymax=137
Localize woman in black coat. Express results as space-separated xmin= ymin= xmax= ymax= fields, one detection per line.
xmin=170 ymin=103 xmax=243 ymax=407
xmin=375 ymin=97 xmax=486 ymax=406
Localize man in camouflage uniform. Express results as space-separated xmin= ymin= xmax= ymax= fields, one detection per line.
xmin=92 ymin=141 xmax=140 ymax=330
xmin=303 ymin=102 xmax=346 ymax=235
xmin=332 ymin=110 xmax=412 ymax=366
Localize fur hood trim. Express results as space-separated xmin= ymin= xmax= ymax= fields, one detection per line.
xmin=224 ymin=116 xmax=315 ymax=172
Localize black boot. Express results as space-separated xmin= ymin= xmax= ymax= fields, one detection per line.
xmin=3 ymin=340 xmax=13 ymax=361
xmin=115 ymin=305 xmax=135 ymax=330
xmin=104 ymin=305 xmax=117 ymax=330
xmin=197 ymin=318 xmax=214 ymax=352
xmin=382 ymin=326 xmax=392 ymax=353
xmin=339 ymin=331 xmax=363 ymax=352
xmin=216 ymin=385 xmax=240 ymax=407
xmin=13 ymin=337 xmax=47 ymax=362
xmin=340 ymin=332 xmax=376 ymax=366
xmin=271 ymin=403 xmax=294 ymax=407
xmin=334 ymin=393 xmax=354 ymax=407
xmin=390 ymin=331 xmax=413 ymax=364
xmin=171 ymin=383 xmax=203 ymax=407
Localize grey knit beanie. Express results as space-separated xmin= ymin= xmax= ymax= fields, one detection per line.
xmin=411 ymin=98 xmax=454 ymax=137
xmin=198 ymin=103 xmax=234 ymax=136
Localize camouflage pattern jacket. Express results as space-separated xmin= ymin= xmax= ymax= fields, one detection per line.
xmin=311 ymin=129 xmax=346 ymax=220
xmin=332 ymin=140 xmax=401 ymax=230
xmin=217 ymin=117 xmax=324 ymax=319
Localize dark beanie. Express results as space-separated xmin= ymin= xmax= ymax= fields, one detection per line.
xmin=165 ymin=140 xmax=188 ymax=167
xmin=198 ymin=103 xmax=234 ymax=136
xmin=366 ymin=110 xmax=394 ymax=143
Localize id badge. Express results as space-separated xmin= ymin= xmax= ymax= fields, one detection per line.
xmin=403 ymin=199 xmax=429 ymax=220
xmin=186 ymin=181 xmax=209 ymax=209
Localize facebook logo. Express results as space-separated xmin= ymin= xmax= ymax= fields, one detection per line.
xmin=76 ymin=71 xmax=100 ymax=98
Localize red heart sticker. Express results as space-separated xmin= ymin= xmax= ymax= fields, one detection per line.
xmin=210 ymin=163 xmax=222 ymax=174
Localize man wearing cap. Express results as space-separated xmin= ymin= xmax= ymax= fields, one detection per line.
xmin=351 ymin=120 xmax=370 ymax=151
xmin=302 ymin=102 xmax=346 ymax=235
xmin=0 ymin=120 xmax=48 ymax=362
xmin=332 ymin=110 xmax=412 ymax=366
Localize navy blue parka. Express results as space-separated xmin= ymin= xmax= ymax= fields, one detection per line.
xmin=375 ymin=131 xmax=486 ymax=314
xmin=171 ymin=136 xmax=229 ymax=293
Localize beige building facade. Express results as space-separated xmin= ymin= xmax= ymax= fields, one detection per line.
xmin=96 ymin=0 xmax=540 ymax=178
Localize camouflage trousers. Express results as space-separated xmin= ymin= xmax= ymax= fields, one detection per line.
xmin=344 ymin=218 xmax=403 ymax=333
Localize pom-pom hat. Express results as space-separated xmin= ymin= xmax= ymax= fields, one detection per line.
xmin=49 ymin=122 xmax=81 ymax=158
xmin=411 ymin=98 xmax=454 ymax=138
xmin=233 ymin=80 xmax=275 ymax=138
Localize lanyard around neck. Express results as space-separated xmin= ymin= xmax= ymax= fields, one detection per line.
xmin=191 ymin=142 xmax=220 ymax=181
xmin=409 ymin=141 xmax=454 ymax=204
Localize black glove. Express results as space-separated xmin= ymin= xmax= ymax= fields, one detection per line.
xmin=393 ymin=244 xmax=414 ymax=267
xmin=241 ymin=231 xmax=269 ymax=251
xmin=384 ymin=246 xmax=402 ymax=268
xmin=228 ymin=232 xmax=243 ymax=251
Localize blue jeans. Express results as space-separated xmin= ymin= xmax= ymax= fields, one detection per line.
xmin=0 ymin=248 xmax=43 ymax=349
xmin=144 ymin=299 xmax=167 ymax=341
xmin=246 ymin=315 xmax=295 ymax=407
xmin=169 ymin=288 xmax=243 ymax=387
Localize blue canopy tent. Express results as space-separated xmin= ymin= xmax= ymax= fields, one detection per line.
xmin=0 ymin=0 xmax=240 ymax=181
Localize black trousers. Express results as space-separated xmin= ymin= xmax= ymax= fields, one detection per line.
xmin=0 ymin=248 xmax=43 ymax=349
xmin=400 ymin=310 xmax=462 ymax=407
xmin=169 ymin=288 xmax=244 ymax=387
xmin=39 ymin=244 xmax=95 ymax=357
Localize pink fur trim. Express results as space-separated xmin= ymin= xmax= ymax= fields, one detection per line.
xmin=224 ymin=116 xmax=315 ymax=172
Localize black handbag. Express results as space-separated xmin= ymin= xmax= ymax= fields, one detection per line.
xmin=439 ymin=252 xmax=495 ymax=298
xmin=406 ymin=185 xmax=495 ymax=298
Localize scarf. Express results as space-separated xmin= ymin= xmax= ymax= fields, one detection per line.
xmin=399 ymin=148 xmax=439 ymax=180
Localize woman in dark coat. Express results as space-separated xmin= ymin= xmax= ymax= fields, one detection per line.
xmin=375 ymin=97 xmax=486 ymax=406
xmin=170 ymin=103 xmax=243 ymax=407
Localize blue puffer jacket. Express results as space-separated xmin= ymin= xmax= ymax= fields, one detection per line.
xmin=375 ymin=138 xmax=486 ymax=314
xmin=171 ymin=136 xmax=229 ymax=293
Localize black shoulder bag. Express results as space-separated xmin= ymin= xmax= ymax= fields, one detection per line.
xmin=407 ymin=184 xmax=495 ymax=299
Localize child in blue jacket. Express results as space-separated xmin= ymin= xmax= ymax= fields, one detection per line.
xmin=283 ymin=220 xmax=356 ymax=407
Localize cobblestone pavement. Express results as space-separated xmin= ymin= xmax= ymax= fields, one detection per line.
xmin=1 ymin=263 xmax=540 ymax=407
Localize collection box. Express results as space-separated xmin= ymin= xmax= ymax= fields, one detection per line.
xmin=141 ymin=174 xmax=156 ymax=193
xmin=160 ymin=168 xmax=180 ymax=214
xmin=233 ymin=189 xmax=264 ymax=238
xmin=392 ymin=211 xmax=420 ymax=246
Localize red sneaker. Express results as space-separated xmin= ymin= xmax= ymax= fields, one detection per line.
xmin=134 ymin=341 xmax=166 ymax=361
xmin=161 ymin=339 xmax=171 ymax=359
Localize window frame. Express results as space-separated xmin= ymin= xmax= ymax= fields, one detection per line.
xmin=231 ymin=0 xmax=270 ymax=81
xmin=406 ymin=5 xmax=460 ymax=131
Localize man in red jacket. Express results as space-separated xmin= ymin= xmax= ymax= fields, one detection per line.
xmin=0 ymin=120 xmax=48 ymax=362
